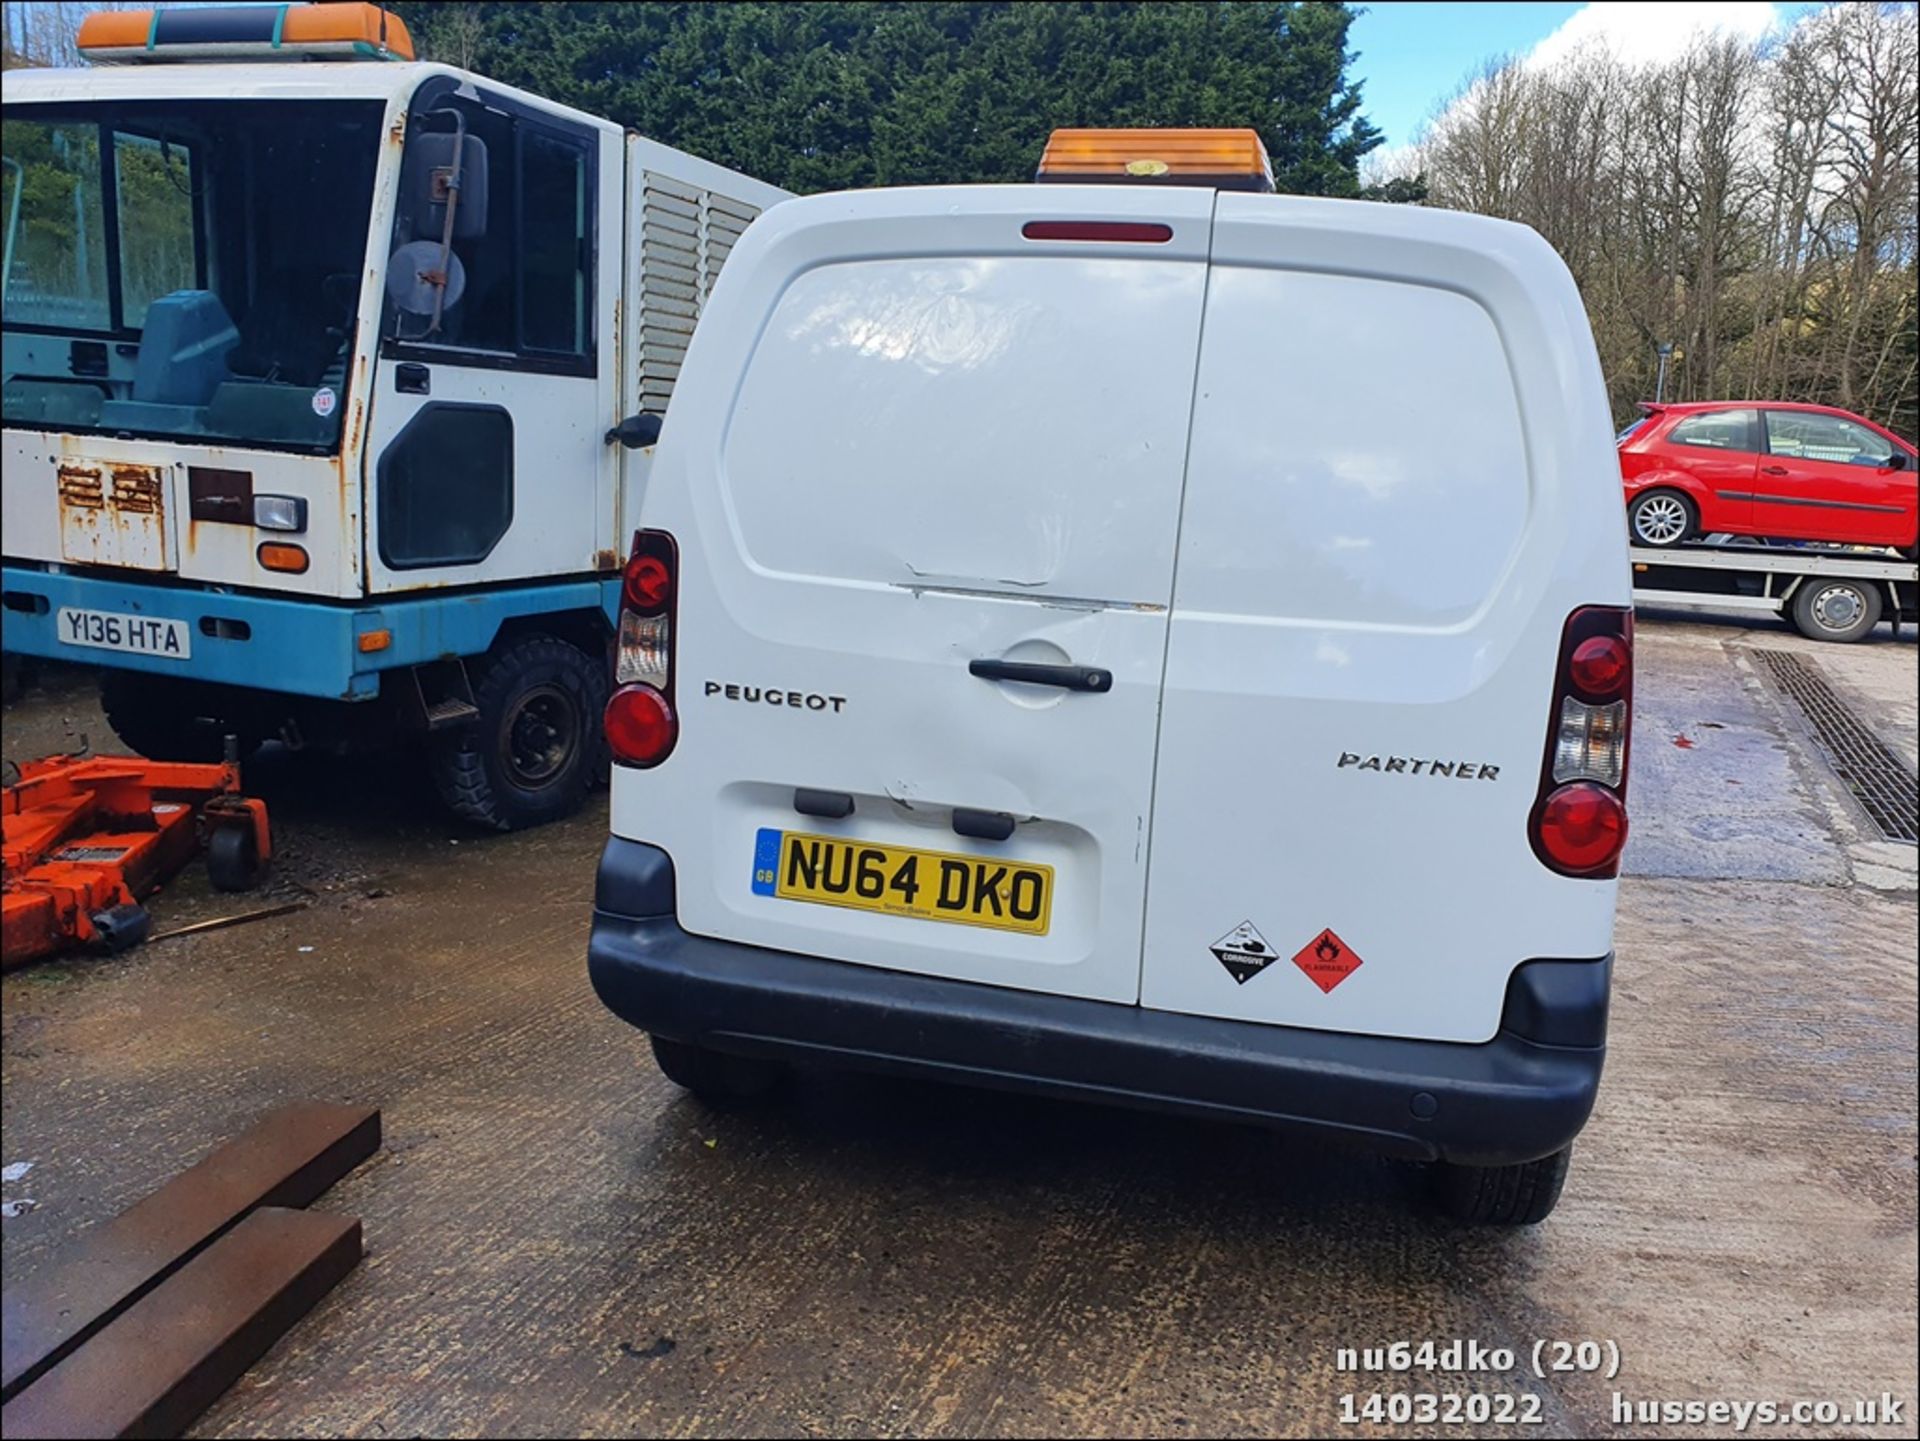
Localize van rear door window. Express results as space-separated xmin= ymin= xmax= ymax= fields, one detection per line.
xmin=1172 ymin=266 xmax=1530 ymax=629
xmin=720 ymin=255 xmax=1206 ymax=603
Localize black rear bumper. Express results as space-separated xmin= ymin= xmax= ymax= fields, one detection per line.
xmin=588 ymin=838 xmax=1609 ymax=1166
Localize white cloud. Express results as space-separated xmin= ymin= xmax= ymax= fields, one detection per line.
xmin=1366 ymin=2 xmax=1797 ymax=178
xmin=1523 ymin=2 xmax=1782 ymax=71
xmin=1362 ymin=142 xmax=1419 ymax=186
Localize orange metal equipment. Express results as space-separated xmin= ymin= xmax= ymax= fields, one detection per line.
xmin=2 ymin=752 xmax=271 ymax=969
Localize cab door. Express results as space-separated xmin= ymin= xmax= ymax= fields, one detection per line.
xmin=1756 ymin=409 xmax=1916 ymax=546
xmin=363 ymin=91 xmax=620 ymax=594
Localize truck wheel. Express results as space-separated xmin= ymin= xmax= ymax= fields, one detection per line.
xmin=429 ymin=635 xmax=605 ymax=830
xmin=1627 ymin=490 xmax=1697 ymax=547
xmin=1433 ymin=1147 xmax=1571 ymax=1226
xmin=99 ymin=673 xmax=261 ymax=763
xmin=1790 ymin=578 xmax=1882 ymax=643
xmin=649 ymin=1035 xmax=784 ymax=1106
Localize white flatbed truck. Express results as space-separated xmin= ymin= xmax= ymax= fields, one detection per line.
xmin=1631 ymin=542 xmax=1918 ymax=642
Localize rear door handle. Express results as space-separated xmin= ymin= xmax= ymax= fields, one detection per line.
xmin=1761 ymin=465 xmax=1789 ymax=476
xmin=952 ymin=807 xmax=1016 ymax=842
xmin=793 ymin=788 xmax=853 ymax=820
xmin=968 ymin=659 xmax=1112 ymax=693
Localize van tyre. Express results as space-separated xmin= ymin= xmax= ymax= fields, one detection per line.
xmin=1627 ymin=490 xmax=1697 ymax=547
xmin=1790 ymin=578 xmax=1882 ymax=643
xmin=430 ymin=635 xmax=606 ymax=830
xmin=649 ymin=1035 xmax=784 ymax=1106
xmin=1434 ymin=1146 xmax=1571 ymax=1226
xmin=100 ymin=672 xmax=261 ymax=763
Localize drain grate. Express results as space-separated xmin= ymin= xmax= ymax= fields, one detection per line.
xmin=1755 ymin=649 xmax=1918 ymax=844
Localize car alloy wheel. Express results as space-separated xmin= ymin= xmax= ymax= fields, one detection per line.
xmin=1632 ymin=494 xmax=1691 ymax=546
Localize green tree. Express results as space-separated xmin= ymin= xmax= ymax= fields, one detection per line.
xmin=393 ymin=1 xmax=1380 ymax=196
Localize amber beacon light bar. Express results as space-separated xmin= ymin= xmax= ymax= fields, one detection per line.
xmin=77 ymin=2 xmax=415 ymax=64
xmin=1036 ymin=128 xmax=1276 ymax=193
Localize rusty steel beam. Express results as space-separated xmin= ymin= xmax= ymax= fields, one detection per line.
xmin=1 ymin=1207 xmax=362 ymax=1440
xmin=1 ymin=1103 xmax=379 ymax=1400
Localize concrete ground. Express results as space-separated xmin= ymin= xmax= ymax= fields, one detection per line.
xmin=2 ymin=608 xmax=1915 ymax=1439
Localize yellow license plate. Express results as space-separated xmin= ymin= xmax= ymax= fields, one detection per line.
xmin=751 ymin=828 xmax=1053 ymax=935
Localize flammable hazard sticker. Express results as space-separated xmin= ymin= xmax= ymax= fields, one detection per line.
xmin=1210 ymin=920 xmax=1278 ymax=985
xmin=1292 ymin=927 xmax=1363 ymax=993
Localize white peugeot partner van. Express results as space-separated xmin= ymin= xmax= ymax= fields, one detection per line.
xmin=589 ymin=131 xmax=1633 ymax=1225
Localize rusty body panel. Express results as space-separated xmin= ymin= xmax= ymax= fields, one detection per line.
xmin=0 ymin=1102 xmax=379 ymax=1401
xmin=56 ymin=461 xmax=173 ymax=571
xmin=0 ymin=1208 xmax=363 ymax=1441
xmin=8 ymin=429 xmax=365 ymax=599
xmin=57 ymin=465 xmax=105 ymax=509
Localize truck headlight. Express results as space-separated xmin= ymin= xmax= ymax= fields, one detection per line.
xmin=253 ymin=495 xmax=308 ymax=533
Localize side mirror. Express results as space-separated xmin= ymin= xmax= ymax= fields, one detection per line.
xmin=606 ymin=413 xmax=662 ymax=450
xmin=1888 ymin=452 xmax=1910 ymax=471
xmin=402 ymin=120 xmax=489 ymax=241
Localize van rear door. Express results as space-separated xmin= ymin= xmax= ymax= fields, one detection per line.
xmin=1139 ymin=194 xmax=1626 ymax=1045
xmin=628 ymin=188 xmax=1213 ymax=1004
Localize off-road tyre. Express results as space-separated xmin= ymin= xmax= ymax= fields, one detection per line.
xmin=429 ymin=634 xmax=605 ymax=830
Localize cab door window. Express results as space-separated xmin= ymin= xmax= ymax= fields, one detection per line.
xmin=383 ymin=98 xmax=595 ymax=374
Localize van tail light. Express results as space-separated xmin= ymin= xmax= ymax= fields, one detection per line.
xmin=605 ymin=685 xmax=677 ymax=767
xmin=1531 ymin=606 xmax=1632 ymax=877
xmin=606 ymin=529 xmax=679 ymax=767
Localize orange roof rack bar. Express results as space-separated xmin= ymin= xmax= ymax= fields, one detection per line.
xmin=78 ymin=3 xmax=414 ymax=64
xmin=1037 ymin=128 xmax=1275 ymax=193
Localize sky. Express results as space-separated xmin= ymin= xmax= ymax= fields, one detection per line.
xmin=1348 ymin=1 xmax=1818 ymax=152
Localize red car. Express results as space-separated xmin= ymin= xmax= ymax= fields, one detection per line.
xmin=1619 ymin=401 xmax=1918 ymax=555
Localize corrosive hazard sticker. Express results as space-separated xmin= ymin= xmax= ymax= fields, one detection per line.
xmin=1292 ymin=928 xmax=1362 ymax=993
xmin=1210 ymin=920 xmax=1277 ymax=985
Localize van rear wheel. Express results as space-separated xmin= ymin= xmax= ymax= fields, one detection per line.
xmin=1433 ymin=1146 xmax=1571 ymax=1226
xmin=649 ymin=1035 xmax=784 ymax=1106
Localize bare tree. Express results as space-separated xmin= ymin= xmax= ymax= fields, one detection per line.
xmin=1406 ymin=2 xmax=1918 ymax=438
xmin=416 ymin=2 xmax=486 ymax=71
xmin=2 ymin=1 xmax=121 ymax=69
